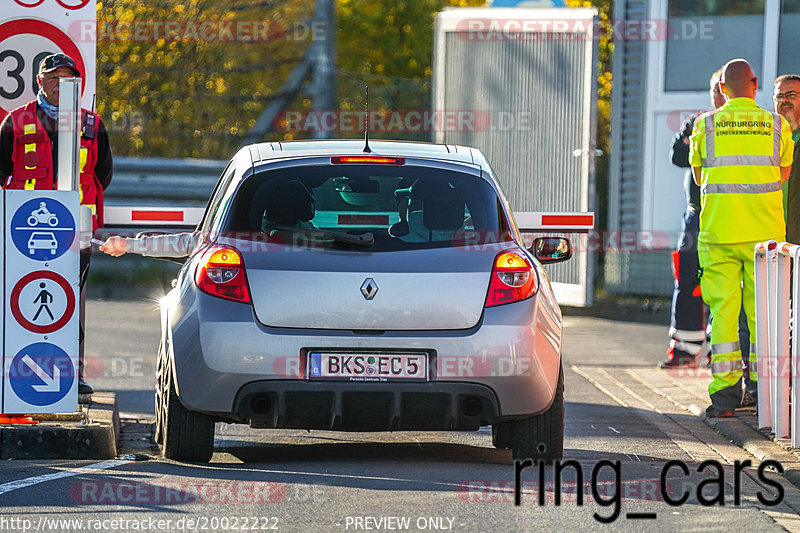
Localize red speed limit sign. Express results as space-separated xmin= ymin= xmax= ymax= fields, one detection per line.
xmin=1 ymin=0 xmax=96 ymax=118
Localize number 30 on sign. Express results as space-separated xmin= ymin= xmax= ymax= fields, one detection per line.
xmin=0 ymin=1 xmax=96 ymax=118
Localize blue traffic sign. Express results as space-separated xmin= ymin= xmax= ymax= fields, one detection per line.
xmin=10 ymin=197 xmax=76 ymax=261
xmin=8 ymin=343 xmax=74 ymax=406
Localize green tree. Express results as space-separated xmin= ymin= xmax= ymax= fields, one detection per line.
xmin=97 ymin=0 xmax=313 ymax=158
xmin=97 ymin=0 xmax=609 ymax=158
xmin=97 ymin=0 xmax=485 ymax=157
xmin=334 ymin=0 xmax=483 ymax=139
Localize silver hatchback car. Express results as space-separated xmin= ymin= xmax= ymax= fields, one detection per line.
xmin=154 ymin=140 xmax=572 ymax=463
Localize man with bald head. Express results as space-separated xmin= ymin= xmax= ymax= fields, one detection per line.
xmin=689 ymin=58 xmax=794 ymax=417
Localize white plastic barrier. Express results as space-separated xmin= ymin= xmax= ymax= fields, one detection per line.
xmin=754 ymin=240 xmax=799 ymax=447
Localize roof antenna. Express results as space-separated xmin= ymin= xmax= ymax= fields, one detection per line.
xmin=363 ymin=85 xmax=371 ymax=153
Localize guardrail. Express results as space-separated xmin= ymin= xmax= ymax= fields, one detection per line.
xmin=105 ymin=156 xmax=226 ymax=205
xmin=754 ymin=240 xmax=800 ymax=448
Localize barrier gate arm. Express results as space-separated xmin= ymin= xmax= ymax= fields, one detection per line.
xmin=97 ymin=206 xmax=205 ymax=238
xmin=514 ymin=211 xmax=595 ymax=233
xmin=100 ymin=207 xmax=596 ymax=235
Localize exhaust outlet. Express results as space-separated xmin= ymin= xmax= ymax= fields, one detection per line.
xmin=250 ymin=394 xmax=272 ymax=414
xmin=461 ymin=396 xmax=482 ymax=417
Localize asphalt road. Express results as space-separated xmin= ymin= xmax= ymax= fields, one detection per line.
xmin=0 ymin=299 xmax=798 ymax=532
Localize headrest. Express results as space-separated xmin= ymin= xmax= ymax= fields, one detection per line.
xmin=415 ymin=181 xmax=465 ymax=232
xmin=252 ymin=180 xmax=315 ymax=228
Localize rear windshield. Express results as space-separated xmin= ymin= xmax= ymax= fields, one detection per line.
xmin=221 ymin=164 xmax=513 ymax=251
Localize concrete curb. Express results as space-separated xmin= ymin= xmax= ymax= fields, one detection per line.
xmin=689 ymin=403 xmax=800 ymax=489
xmin=0 ymin=392 xmax=119 ymax=460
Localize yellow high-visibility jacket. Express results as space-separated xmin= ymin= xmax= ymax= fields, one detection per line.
xmin=689 ymin=97 xmax=794 ymax=244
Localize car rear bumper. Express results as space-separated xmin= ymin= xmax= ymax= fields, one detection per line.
xmin=230 ymin=380 xmax=499 ymax=431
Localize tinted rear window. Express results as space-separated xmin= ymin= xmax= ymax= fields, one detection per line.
xmin=221 ymin=164 xmax=513 ymax=251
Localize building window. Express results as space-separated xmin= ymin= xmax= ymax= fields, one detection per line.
xmin=665 ymin=0 xmax=765 ymax=92
xmin=778 ymin=0 xmax=800 ymax=76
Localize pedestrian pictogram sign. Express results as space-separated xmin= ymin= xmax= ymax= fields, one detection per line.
xmin=4 ymin=190 xmax=79 ymax=414
xmin=10 ymin=271 xmax=76 ymax=334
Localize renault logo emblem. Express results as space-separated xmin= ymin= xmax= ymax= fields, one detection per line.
xmin=361 ymin=278 xmax=378 ymax=300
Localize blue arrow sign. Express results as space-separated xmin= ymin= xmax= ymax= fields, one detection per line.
xmin=10 ymin=197 xmax=76 ymax=261
xmin=8 ymin=343 xmax=75 ymax=406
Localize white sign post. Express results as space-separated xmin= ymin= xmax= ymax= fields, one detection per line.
xmin=58 ymin=77 xmax=81 ymax=192
xmin=0 ymin=0 xmax=96 ymax=118
xmin=3 ymin=191 xmax=80 ymax=414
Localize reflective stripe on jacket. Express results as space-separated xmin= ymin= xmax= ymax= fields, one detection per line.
xmin=689 ymin=97 xmax=794 ymax=244
xmin=7 ymin=100 xmax=104 ymax=230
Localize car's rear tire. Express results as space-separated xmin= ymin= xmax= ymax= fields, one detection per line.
xmin=510 ymin=364 xmax=564 ymax=463
xmin=161 ymin=368 xmax=215 ymax=463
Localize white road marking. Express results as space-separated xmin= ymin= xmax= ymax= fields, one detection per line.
xmin=0 ymin=455 xmax=135 ymax=496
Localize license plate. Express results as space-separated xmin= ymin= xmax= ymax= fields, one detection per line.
xmin=307 ymin=352 xmax=427 ymax=382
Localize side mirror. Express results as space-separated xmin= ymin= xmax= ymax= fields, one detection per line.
xmin=530 ymin=237 xmax=572 ymax=264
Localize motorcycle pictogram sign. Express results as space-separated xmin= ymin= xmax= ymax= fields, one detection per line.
xmin=10 ymin=198 xmax=76 ymax=260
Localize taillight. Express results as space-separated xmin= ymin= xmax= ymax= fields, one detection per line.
xmin=195 ymin=246 xmax=251 ymax=304
xmin=485 ymin=250 xmax=539 ymax=307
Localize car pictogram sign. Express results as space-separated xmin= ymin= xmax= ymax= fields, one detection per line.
xmin=10 ymin=197 xmax=76 ymax=261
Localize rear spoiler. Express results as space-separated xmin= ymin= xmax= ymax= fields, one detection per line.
xmin=98 ymin=206 xmax=595 ymax=237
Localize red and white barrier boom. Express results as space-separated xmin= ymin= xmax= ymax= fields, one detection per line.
xmin=102 ymin=208 xmax=595 ymax=233
xmin=514 ymin=211 xmax=595 ymax=233
xmin=103 ymin=206 xmax=206 ymax=228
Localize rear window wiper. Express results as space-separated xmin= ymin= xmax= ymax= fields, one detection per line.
xmin=270 ymin=226 xmax=375 ymax=247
